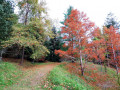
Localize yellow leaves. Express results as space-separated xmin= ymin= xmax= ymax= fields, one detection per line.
xmin=21 ymin=3 xmax=26 ymax=7
xmin=39 ymin=30 xmax=43 ymax=34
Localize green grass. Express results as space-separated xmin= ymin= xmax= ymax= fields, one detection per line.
xmin=94 ymin=63 xmax=119 ymax=78
xmin=86 ymin=62 xmax=120 ymax=86
xmin=46 ymin=64 xmax=94 ymax=90
xmin=33 ymin=62 xmax=54 ymax=65
xmin=0 ymin=62 xmax=23 ymax=89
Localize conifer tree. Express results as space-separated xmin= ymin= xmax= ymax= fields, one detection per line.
xmin=45 ymin=27 xmax=61 ymax=62
xmin=0 ymin=0 xmax=16 ymax=61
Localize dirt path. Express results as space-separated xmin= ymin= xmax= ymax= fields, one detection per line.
xmin=4 ymin=63 xmax=60 ymax=90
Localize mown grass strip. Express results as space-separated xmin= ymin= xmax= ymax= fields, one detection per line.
xmin=46 ymin=64 xmax=94 ymax=90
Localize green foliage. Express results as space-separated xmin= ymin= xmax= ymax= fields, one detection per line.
xmin=3 ymin=18 xmax=51 ymax=60
xmin=0 ymin=0 xmax=14 ymax=42
xmin=60 ymin=6 xmax=73 ymax=25
xmin=45 ymin=27 xmax=61 ymax=62
xmin=104 ymin=12 xmax=120 ymax=28
xmin=96 ymin=63 xmax=119 ymax=78
xmin=26 ymin=18 xmax=52 ymax=59
xmin=84 ymin=76 xmax=96 ymax=82
xmin=2 ymin=0 xmax=53 ymax=60
xmin=56 ymin=31 xmax=69 ymax=51
xmin=60 ymin=43 xmax=69 ymax=51
xmin=52 ymin=86 xmax=65 ymax=90
xmin=18 ymin=0 xmax=47 ymax=25
xmin=0 ymin=62 xmax=22 ymax=89
xmin=93 ymin=37 xmax=100 ymax=41
xmin=47 ymin=65 xmax=93 ymax=90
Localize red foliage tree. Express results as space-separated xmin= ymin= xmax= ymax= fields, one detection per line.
xmin=56 ymin=8 xmax=95 ymax=76
xmin=104 ymin=26 xmax=120 ymax=75
xmin=86 ymin=28 xmax=106 ymax=72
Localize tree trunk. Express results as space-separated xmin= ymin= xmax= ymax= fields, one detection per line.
xmin=24 ymin=0 xmax=29 ymax=25
xmin=20 ymin=47 xmax=24 ymax=65
xmin=80 ymin=51 xmax=84 ymax=76
xmin=71 ymin=38 xmax=74 ymax=63
xmin=85 ymin=56 xmax=88 ymax=64
xmin=111 ymin=43 xmax=119 ymax=75
xmin=104 ymin=61 xmax=107 ymax=73
xmin=100 ymin=59 xmax=102 ymax=72
xmin=32 ymin=59 xmax=35 ymax=63
xmin=115 ymin=64 xmax=120 ymax=85
xmin=0 ymin=50 xmax=3 ymax=62
xmin=116 ymin=64 xmax=119 ymax=75
xmin=111 ymin=43 xmax=120 ymax=85
xmin=106 ymin=49 xmax=110 ymax=67
xmin=107 ymin=60 xmax=110 ymax=67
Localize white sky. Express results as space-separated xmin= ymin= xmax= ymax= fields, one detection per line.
xmin=45 ymin=0 xmax=120 ymax=28
xmin=14 ymin=0 xmax=120 ymax=28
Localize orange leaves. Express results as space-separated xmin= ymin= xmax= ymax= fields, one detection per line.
xmin=103 ymin=25 xmax=120 ymax=67
xmin=62 ymin=43 xmax=67 ymax=47
xmin=55 ymin=50 xmax=67 ymax=57
xmin=21 ymin=3 xmax=26 ymax=7
xmin=88 ymin=27 xmax=106 ymax=61
xmin=58 ymin=8 xmax=96 ymax=61
xmin=62 ymin=35 xmax=68 ymax=39
xmin=92 ymin=27 xmax=100 ymax=37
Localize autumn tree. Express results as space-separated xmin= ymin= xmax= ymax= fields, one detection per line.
xmin=90 ymin=28 xmax=106 ymax=72
xmin=104 ymin=26 xmax=120 ymax=75
xmin=56 ymin=8 xmax=95 ymax=76
xmin=3 ymin=0 xmax=53 ymax=64
xmin=60 ymin=6 xmax=74 ymax=58
xmin=71 ymin=10 xmax=95 ymax=75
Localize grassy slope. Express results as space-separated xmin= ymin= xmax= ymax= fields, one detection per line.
xmin=44 ymin=65 xmax=93 ymax=90
xmin=0 ymin=59 xmax=119 ymax=90
xmin=65 ymin=62 xmax=120 ymax=89
xmin=0 ymin=62 xmax=23 ymax=89
xmin=0 ymin=58 xmax=58 ymax=90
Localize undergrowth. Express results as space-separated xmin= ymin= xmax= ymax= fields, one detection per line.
xmin=65 ymin=62 xmax=120 ymax=89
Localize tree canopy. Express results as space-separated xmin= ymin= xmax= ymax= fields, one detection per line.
xmin=2 ymin=0 xmax=53 ymax=63
xmin=0 ymin=0 xmax=14 ymax=42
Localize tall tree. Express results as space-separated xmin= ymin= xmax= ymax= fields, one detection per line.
xmin=61 ymin=6 xmax=73 ymax=25
xmin=71 ymin=10 xmax=95 ymax=75
xmin=0 ymin=0 xmax=14 ymax=41
xmin=3 ymin=0 xmax=53 ymax=64
xmin=45 ymin=27 xmax=61 ymax=62
xmin=90 ymin=28 xmax=106 ymax=72
xmin=104 ymin=26 xmax=120 ymax=75
xmin=104 ymin=12 xmax=120 ymax=29
xmin=0 ymin=0 xmax=16 ymax=61
xmin=56 ymin=8 xmax=95 ymax=76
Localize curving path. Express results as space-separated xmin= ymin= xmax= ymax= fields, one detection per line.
xmin=4 ymin=63 xmax=60 ymax=90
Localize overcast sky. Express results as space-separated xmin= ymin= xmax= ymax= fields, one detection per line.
xmin=45 ymin=0 xmax=120 ymax=28
xmin=14 ymin=0 xmax=120 ymax=28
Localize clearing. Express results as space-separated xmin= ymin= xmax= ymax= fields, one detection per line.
xmin=1 ymin=58 xmax=120 ymax=90
xmin=2 ymin=59 xmax=60 ymax=90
